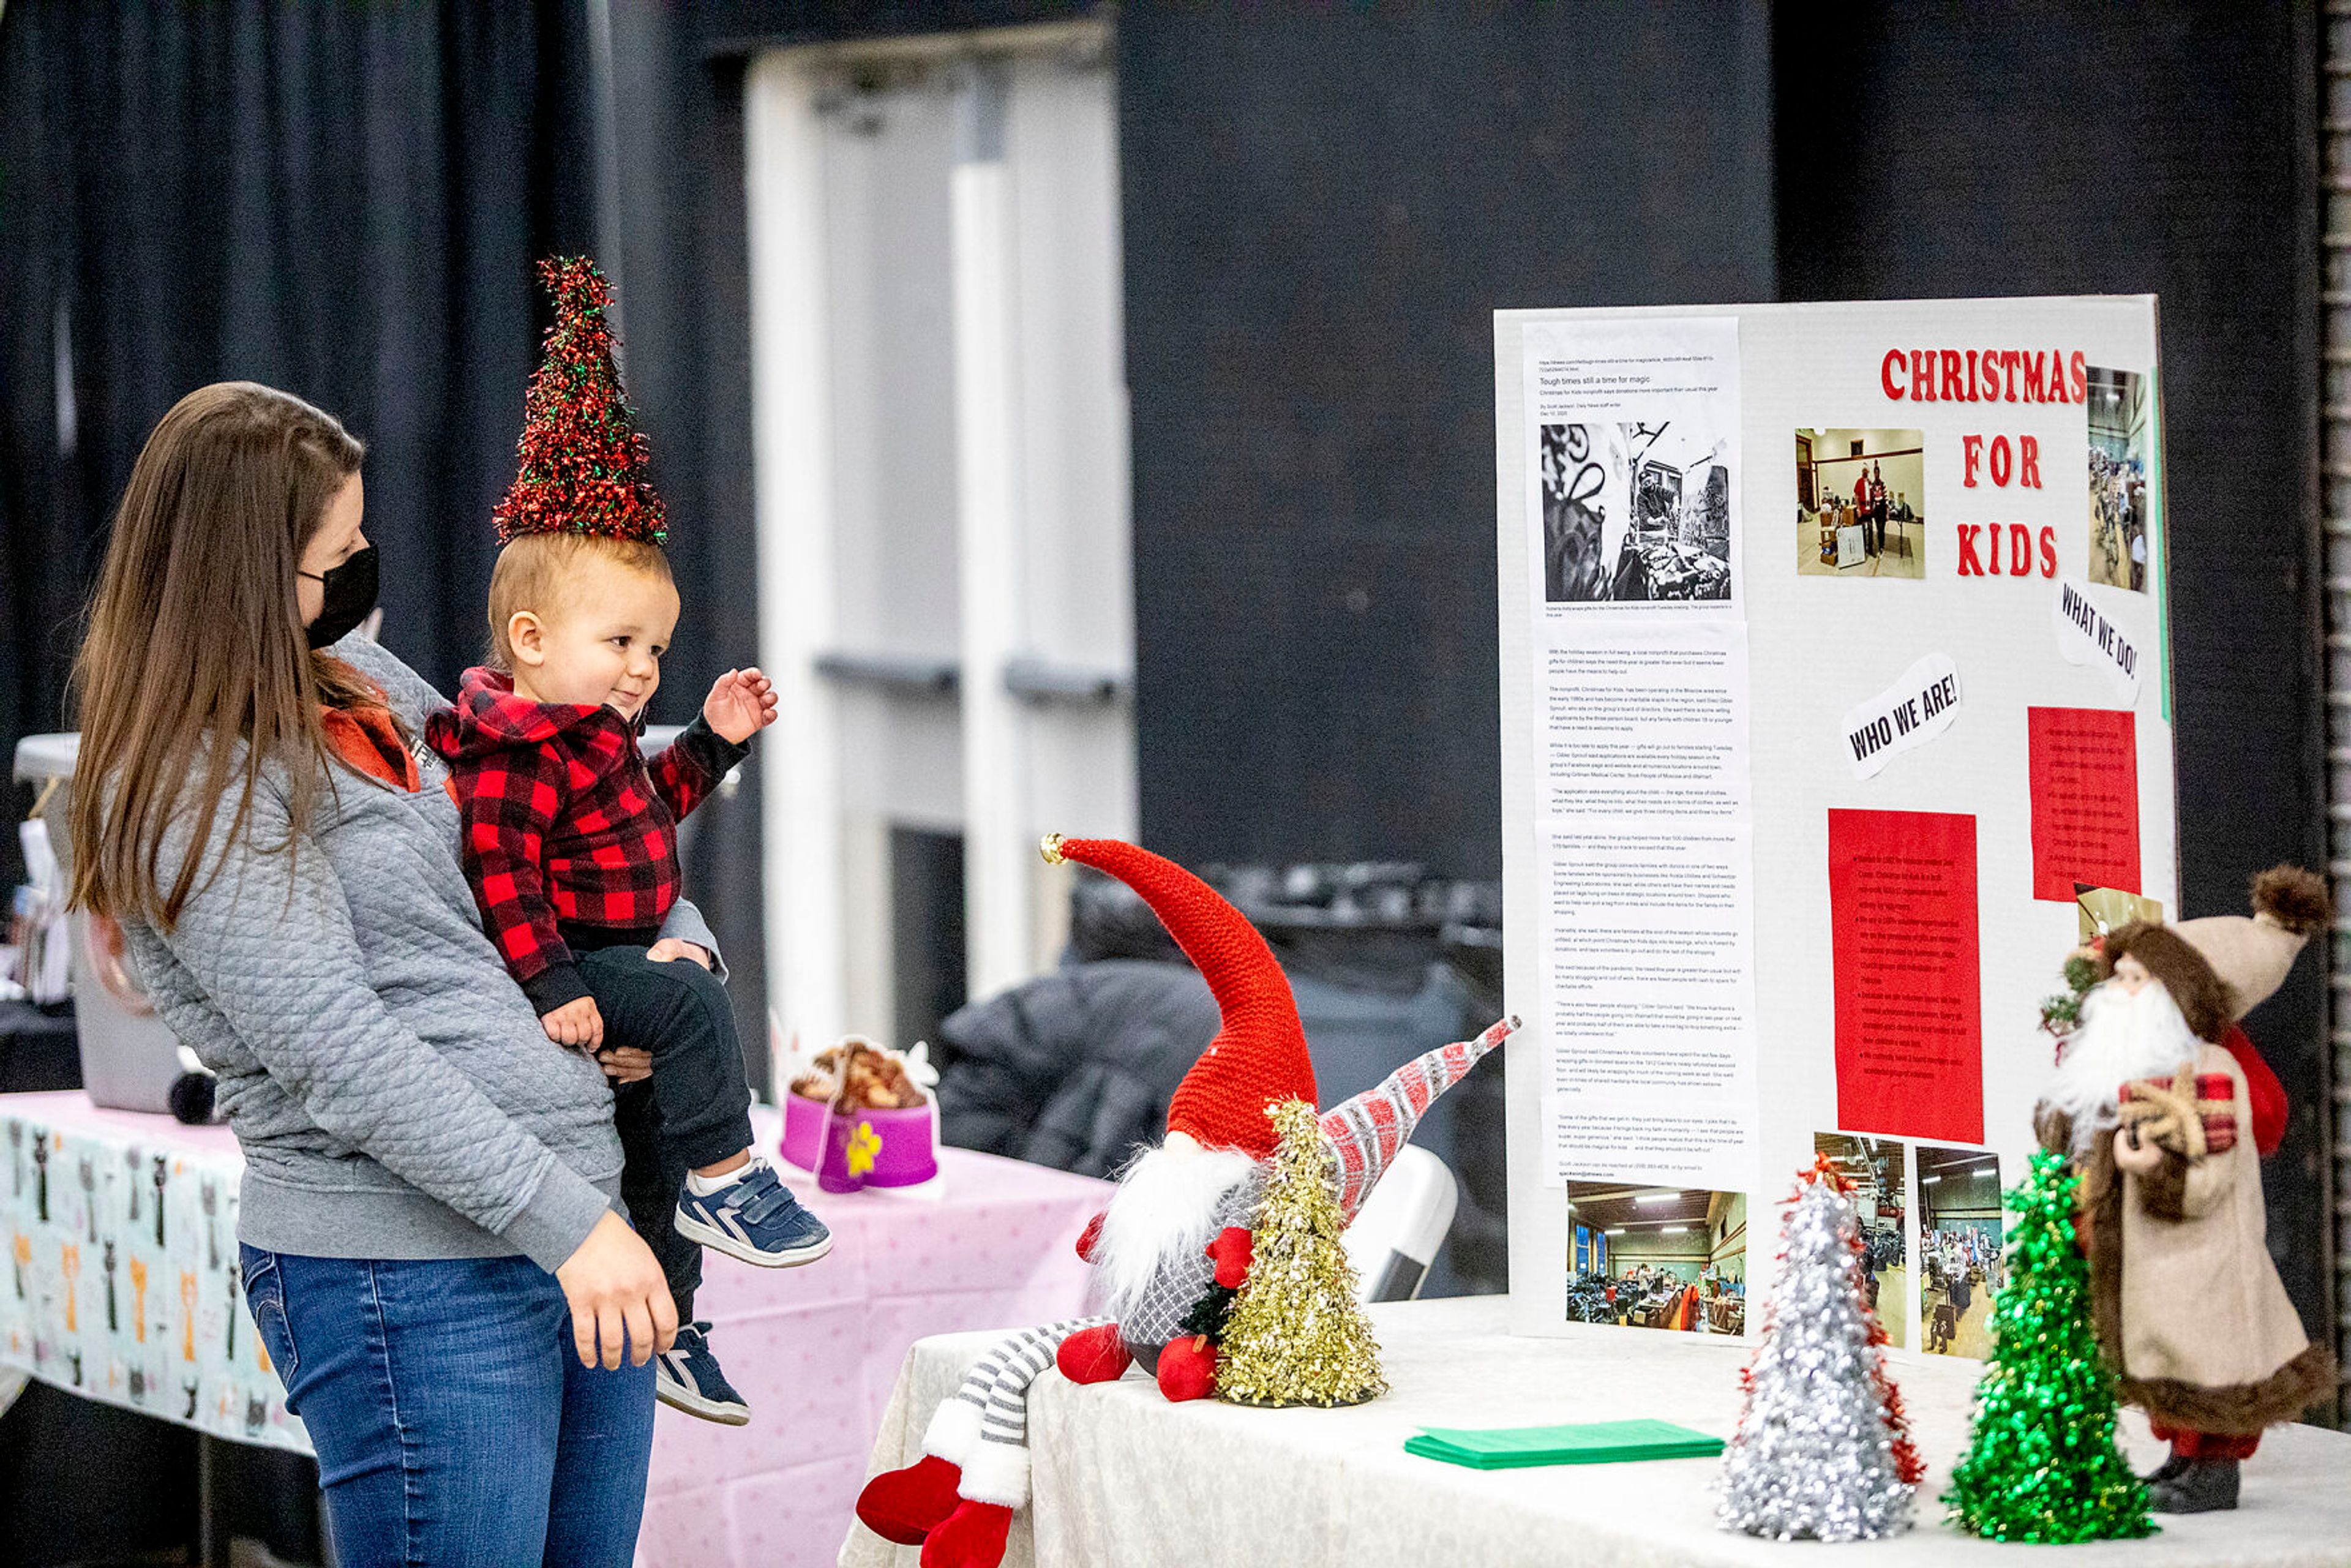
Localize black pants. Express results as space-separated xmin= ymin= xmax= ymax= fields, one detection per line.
xmin=576 ymin=945 xmax=754 ymax=1322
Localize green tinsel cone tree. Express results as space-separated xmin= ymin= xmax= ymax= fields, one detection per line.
xmin=494 ymin=255 xmax=668 ymax=546
xmin=1215 ymin=1099 xmax=1385 ymax=1408
xmin=1944 ymin=1149 xmax=2154 ymax=1544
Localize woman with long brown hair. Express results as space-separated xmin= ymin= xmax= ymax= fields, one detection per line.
xmin=73 ymin=382 xmax=688 ymax=1565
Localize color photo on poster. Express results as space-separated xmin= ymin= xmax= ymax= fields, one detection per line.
xmin=1794 ymin=427 xmax=1927 ymax=580
xmin=1565 ymin=1182 xmax=1747 ymax=1334
xmin=2086 ymin=367 xmax=2150 ymax=593
xmin=1540 ymin=423 xmax=1733 ymax=603
xmin=1814 ymin=1131 xmax=1908 ymax=1349
xmin=1917 ymin=1146 xmax=2005 ymax=1357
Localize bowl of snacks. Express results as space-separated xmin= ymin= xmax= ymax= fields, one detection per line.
xmin=784 ymin=1035 xmax=940 ymax=1192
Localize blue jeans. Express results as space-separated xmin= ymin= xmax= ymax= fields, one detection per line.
xmin=241 ymin=1245 xmax=654 ymax=1567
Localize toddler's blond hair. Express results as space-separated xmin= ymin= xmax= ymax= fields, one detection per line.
xmin=486 ymin=532 xmax=673 ymax=670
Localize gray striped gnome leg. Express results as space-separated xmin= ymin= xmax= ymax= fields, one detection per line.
xmin=956 ymin=1316 xmax=1109 ymax=1507
xmin=857 ymin=1318 xmax=1100 ymax=1547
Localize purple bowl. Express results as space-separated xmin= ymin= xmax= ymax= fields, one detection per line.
xmin=779 ymin=1092 xmax=827 ymax=1172
xmin=816 ymin=1103 xmax=939 ymax=1193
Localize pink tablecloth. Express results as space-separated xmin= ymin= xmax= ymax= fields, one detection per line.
xmin=0 ymin=1092 xmax=1109 ymax=1568
xmin=638 ymin=1108 xmax=1107 ymax=1568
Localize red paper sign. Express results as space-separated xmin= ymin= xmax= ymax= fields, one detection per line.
xmin=2027 ymin=707 xmax=2139 ymax=902
xmin=1828 ymin=809 xmax=1983 ymax=1144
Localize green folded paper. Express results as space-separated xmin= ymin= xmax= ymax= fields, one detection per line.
xmin=1405 ymin=1418 xmax=1724 ymax=1470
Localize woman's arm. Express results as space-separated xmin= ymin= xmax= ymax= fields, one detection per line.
xmin=658 ymin=896 xmax=727 ymax=982
xmin=329 ymin=629 xmax=449 ymax=732
xmin=149 ymin=774 xmax=612 ymax=1272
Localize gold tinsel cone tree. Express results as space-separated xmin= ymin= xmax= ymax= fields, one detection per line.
xmin=1215 ymin=1099 xmax=1386 ymax=1408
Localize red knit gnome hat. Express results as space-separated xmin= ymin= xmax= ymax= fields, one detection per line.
xmin=493 ymin=256 xmax=669 ymax=546
xmin=1042 ymin=835 xmax=1314 ymax=1157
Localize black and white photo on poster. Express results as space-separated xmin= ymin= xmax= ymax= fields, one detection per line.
xmin=1523 ymin=313 xmax=1743 ymax=610
xmin=1540 ymin=421 xmax=1732 ymax=604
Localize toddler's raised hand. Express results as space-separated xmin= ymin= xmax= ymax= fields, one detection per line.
xmin=703 ymin=667 xmax=779 ymax=745
xmin=542 ymin=996 xmax=604 ymax=1052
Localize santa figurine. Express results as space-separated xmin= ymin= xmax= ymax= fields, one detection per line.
xmin=2034 ymin=866 xmax=2336 ymax=1514
xmin=856 ymin=835 xmax=1515 ymax=1568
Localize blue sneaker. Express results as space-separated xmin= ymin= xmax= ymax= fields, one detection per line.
xmin=654 ymin=1322 xmax=750 ymax=1425
xmin=673 ymin=1160 xmax=833 ymax=1269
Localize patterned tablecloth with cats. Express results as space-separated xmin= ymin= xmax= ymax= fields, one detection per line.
xmin=0 ymin=1092 xmax=297 ymax=1450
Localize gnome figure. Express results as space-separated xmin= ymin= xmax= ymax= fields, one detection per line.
xmin=2034 ymin=866 xmax=2336 ymax=1514
xmin=857 ymin=835 xmax=1515 ymax=1568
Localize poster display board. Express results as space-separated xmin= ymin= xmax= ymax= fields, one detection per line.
xmin=1496 ymin=299 xmax=2171 ymax=1357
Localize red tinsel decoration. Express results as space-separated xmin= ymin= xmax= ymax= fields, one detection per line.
xmin=492 ymin=256 xmax=668 ymax=546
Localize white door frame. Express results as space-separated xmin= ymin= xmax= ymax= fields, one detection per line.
xmin=746 ymin=52 xmax=847 ymax=1060
xmin=745 ymin=23 xmax=1133 ymax=1067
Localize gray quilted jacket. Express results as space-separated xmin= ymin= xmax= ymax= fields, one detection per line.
xmin=119 ymin=631 xmax=720 ymax=1273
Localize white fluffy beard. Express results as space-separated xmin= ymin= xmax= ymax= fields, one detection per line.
xmin=1090 ymin=1141 xmax=1258 ymax=1323
xmin=2042 ymin=981 xmax=2205 ymax=1149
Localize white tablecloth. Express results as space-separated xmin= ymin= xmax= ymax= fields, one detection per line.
xmin=845 ymin=1296 xmax=2351 ymax=1567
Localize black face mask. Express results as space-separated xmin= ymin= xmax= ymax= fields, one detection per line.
xmin=300 ymin=545 xmax=380 ymax=650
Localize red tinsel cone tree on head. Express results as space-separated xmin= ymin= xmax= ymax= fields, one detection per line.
xmin=493 ymin=256 xmax=667 ymax=546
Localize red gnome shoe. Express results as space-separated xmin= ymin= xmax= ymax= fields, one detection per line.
xmin=1056 ymin=1323 xmax=1132 ymax=1384
xmin=921 ymin=1500 xmax=1016 ymax=1568
xmin=857 ymin=1454 xmax=964 ymax=1546
xmin=1155 ymin=1335 xmax=1218 ymax=1401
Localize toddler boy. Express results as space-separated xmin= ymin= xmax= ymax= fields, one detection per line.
xmin=429 ymin=528 xmax=828 ymax=1426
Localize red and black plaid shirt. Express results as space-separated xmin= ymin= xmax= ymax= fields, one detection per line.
xmin=426 ymin=667 xmax=748 ymax=1013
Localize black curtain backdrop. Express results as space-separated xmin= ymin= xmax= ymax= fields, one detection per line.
xmin=1118 ymin=5 xmax=1780 ymax=875
xmin=0 ymin=0 xmax=774 ymax=1065
xmin=0 ymin=0 xmax=598 ymax=835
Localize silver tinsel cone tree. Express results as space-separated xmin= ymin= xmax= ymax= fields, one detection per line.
xmin=1716 ymin=1155 xmax=1924 ymax=1540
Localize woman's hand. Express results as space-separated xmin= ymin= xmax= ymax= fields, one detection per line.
xmin=597 ymin=1046 xmax=653 ymax=1083
xmin=702 ymin=667 xmax=778 ymax=745
xmin=554 ymin=1210 xmax=678 ymax=1369
xmin=596 ymin=942 xmax=704 ymax=1078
